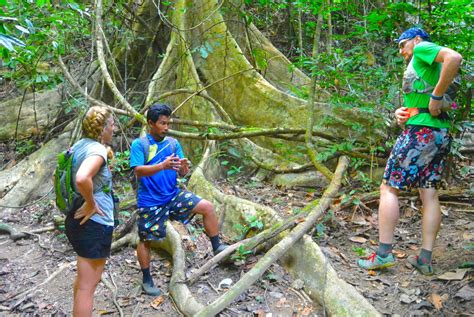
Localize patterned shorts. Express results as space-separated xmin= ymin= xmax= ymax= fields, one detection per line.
xmin=137 ymin=190 xmax=202 ymax=241
xmin=382 ymin=125 xmax=451 ymax=190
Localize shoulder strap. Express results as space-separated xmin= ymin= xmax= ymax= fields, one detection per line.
xmin=164 ymin=136 xmax=177 ymax=154
xmin=408 ymin=60 xmax=434 ymax=94
xmin=139 ymin=136 xmax=150 ymax=164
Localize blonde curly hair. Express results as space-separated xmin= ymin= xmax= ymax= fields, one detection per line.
xmin=82 ymin=106 xmax=112 ymax=141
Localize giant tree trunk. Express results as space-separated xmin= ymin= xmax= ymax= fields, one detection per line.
xmin=0 ymin=0 xmax=385 ymax=314
xmin=0 ymin=89 xmax=63 ymax=141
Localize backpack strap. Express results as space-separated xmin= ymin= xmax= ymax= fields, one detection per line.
xmin=408 ymin=108 xmax=450 ymax=121
xmin=139 ymin=136 xmax=151 ymax=164
xmin=407 ymin=60 xmax=435 ymax=95
xmin=164 ymin=136 xmax=177 ymax=155
xmin=140 ymin=136 xmax=178 ymax=164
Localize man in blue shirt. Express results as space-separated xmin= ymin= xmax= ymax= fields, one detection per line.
xmin=130 ymin=103 xmax=227 ymax=296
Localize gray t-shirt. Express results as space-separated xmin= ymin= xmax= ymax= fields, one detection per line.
xmin=71 ymin=138 xmax=114 ymax=227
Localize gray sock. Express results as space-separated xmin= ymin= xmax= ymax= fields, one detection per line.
xmin=376 ymin=242 xmax=393 ymax=257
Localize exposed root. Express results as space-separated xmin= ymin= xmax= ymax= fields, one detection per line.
xmin=188 ymin=142 xmax=380 ymax=315
xmin=7 ymin=261 xmax=75 ymax=303
xmin=196 ymin=156 xmax=349 ymax=316
xmin=101 ymin=272 xmax=124 ymax=317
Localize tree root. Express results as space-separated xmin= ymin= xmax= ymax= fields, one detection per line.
xmin=195 ymin=156 xmax=349 ymax=316
xmin=7 ymin=261 xmax=75 ymax=304
xmin=188 ymin=142 xmax=380 ymax=316
xmin=153 ymin=223 xmax=204 ymax=315
xmin=0 ymin=223 xmax=56 ymax=242
xmin=101 ymin=272 xmax=124 ymax=317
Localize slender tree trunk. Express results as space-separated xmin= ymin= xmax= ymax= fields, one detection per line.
xmin=326 ymin=0 xmax=333 ymax=55
xmin=297 ymin=6 xmax=304 ymax=58
xmin=312 ymin=3 xmax=324 ymax=58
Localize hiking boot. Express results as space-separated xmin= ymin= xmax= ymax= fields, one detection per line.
xmin=142 ymin=282 xmax=161 ymax=296
xmin=213 ymin=243 xmax=229 ymax=256
xmin=358 ymin=252 xmax=396 ymax=270
xmin=407 ymin=255 xmax=434 ymax=276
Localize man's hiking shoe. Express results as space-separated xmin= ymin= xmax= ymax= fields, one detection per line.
xmin=213 ymin=243 xmax=229 ymax=256
xmin=358 ymin=252 xmax=396 ymax=270
xmin=407 ymin=255 xmax=434 ymax=276
xmin=142 ymin=282 xmax=161 ymax=296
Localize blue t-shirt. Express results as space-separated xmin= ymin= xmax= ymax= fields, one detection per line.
xmin=71 ymin=138 xmax=114 ymax=227
xmin=130 ymin=134 xmax=185 ymax=208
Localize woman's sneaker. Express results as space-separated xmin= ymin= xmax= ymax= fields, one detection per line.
xmin=358 ymin=252 xmax=396 ymax=270
xmin=407 ymin=255 xmax=434 ymax=276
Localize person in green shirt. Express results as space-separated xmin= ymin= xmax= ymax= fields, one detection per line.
xmin=358 ymin=27 xmax=462 ymax=275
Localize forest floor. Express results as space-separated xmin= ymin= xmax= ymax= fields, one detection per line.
xmin=0 ymin=163 xmax=473 ymax=316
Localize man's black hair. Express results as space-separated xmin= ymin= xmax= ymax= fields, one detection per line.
xmin=147 ymin=103 xmax=172 ymax=123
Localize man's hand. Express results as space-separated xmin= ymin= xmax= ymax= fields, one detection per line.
xmin=429 ymin=99 xmax=442 ymax=117
xmin=395 ymin=107 xmax=410 ymax=125
xmin=179 ymin=158 xmax=190 ymax=176
xmin=161 ymin=153 xmax=181 ymax=171
xmin=75 ymin=200 xmax=105 ymax=225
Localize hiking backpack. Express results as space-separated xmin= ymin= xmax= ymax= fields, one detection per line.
xmin=54 ymin=148 xmax=84 ymax=215
xmin=404 ymin=59 xmax=461 ymax=112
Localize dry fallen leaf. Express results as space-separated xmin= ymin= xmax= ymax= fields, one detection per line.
xmin=454 ymin=284 xmax=474 ymax=301
xmin=351 ymin=214 xmax=369 ymax=225
xmin=437 ymin=269 xmax=469 ymax=281
xmin=429 ymin=293 xmax=443 ymax=310
xmin=301 ymin=306 xmax=314 ymax=316
xmin=368 ymin=270 xmax=377 ymax=276
xmin=463 ymin=232 xmax=474 ymax=241
xmin=349 ymin=236 xmax=367 ymax=244
xmin=392 ymin=250 xmax=407 ymax=258
xmin=150 ymin=296 xmax=165 ymax=309
xmin=440 ymin=206 xmax=450 ymax=216
xmin=254 ymin=309 xmax=265 ymax=317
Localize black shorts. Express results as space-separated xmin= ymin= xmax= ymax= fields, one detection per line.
xmin=65 ymin=215 xmax=113 ymax=259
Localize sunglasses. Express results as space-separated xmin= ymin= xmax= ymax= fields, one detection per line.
xmin=398 ymin=38 xmax=412 ymax=49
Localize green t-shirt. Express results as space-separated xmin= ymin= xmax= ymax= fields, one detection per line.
xmin=403 ymin=41 xmax=450 ymax=129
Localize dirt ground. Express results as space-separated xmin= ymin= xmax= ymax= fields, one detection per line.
xmin=0 ymin=171 xmax=473 ymax=316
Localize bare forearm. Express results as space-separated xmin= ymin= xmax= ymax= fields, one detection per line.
xmin=76 ymin=178 xmax=95 ymax=205
xmin=432 ymin=54 xmax=462 ymax=96
xmin=134 ymin=163 xmax=164 ymax=177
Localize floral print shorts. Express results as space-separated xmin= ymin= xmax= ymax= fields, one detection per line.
xmin=137 ymin=190 xmax=202 ymax=241
xmin=382 ymin=125 xmax=451 ymax=190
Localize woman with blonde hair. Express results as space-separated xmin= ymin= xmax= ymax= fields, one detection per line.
xmin=64 ymin=106 xmax=115 ymax=316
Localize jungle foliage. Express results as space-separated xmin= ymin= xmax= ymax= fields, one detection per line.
xmin=1 ymin=0 xmax=472 ymax=180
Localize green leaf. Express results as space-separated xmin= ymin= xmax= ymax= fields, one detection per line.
xmin=24 ymin=18 xmax=35 ymax=34
xmin=15 ymin=25 xmax=29 ymax=34
xmin=0 ymin=33 xmax=25 ymax=51
xmin=119 ymin=211 xmax=131 ymax=217
xmin=37 ymin=0 xmax=50 ymax=8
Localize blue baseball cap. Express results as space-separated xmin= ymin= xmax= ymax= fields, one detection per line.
xmin=396 ymin=27 xmax=430 ymax=43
